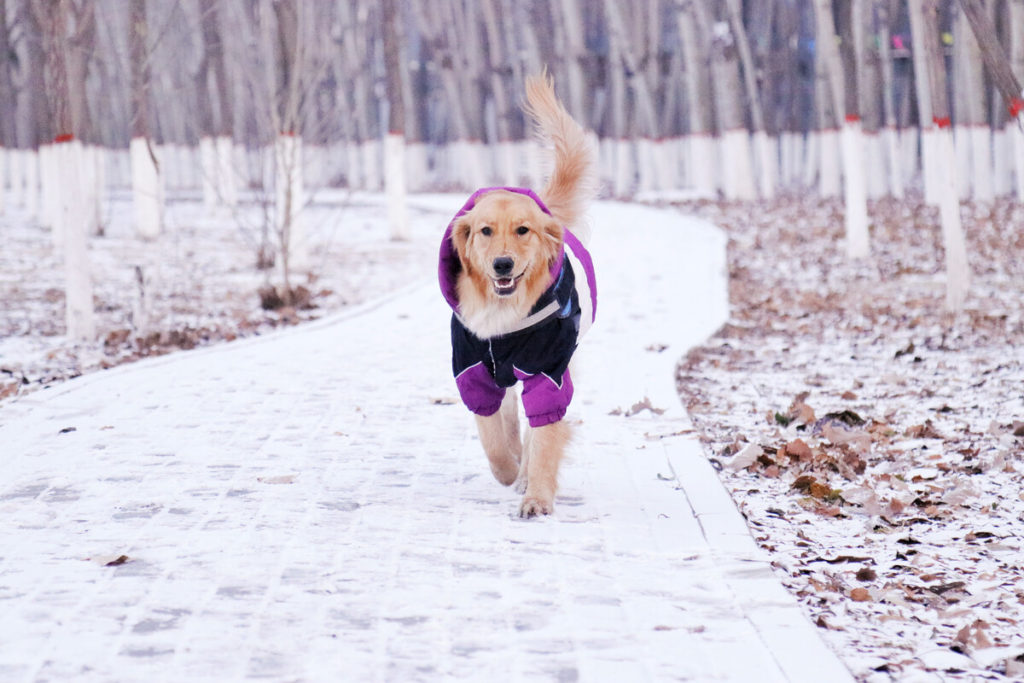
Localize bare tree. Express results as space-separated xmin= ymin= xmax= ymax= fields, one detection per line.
xmin=814 ymin=0 xmax=869 ymax=258
xmin=34 ymin=0 xmax=95 ymax=340
xmin=197 ymin=0 xmax=237 ymax=209
xmin=381 ymin=0 xmax=409 ymax=240
xmin=676 ymin=0 xmax=716 ymax=197
xmin=130 ymin=0 xmax=162 ymax=239
xmin=725 ymin=0 xmax=775 ymax=198
xmin=916 ymin=0 xmax=970 ymax=310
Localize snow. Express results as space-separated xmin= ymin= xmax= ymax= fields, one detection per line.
xmin=0 ymin=195 xmax=852 ymax=680
xmin=677 ymin=196 xmax=1024 ymax=681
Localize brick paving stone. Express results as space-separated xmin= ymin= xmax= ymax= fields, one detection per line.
xmin=0 ymin=200 xmax=852 ymax=682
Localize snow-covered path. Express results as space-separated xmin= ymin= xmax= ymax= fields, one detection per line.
xmin=0 ymin=199 xmax=851 ymax=681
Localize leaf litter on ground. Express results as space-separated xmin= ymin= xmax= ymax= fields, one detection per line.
xmin=673 ymin=196 xmax=1024 ymax=681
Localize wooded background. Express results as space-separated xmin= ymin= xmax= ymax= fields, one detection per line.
xmin=1 ymin=0 xmax=1022 ymax=200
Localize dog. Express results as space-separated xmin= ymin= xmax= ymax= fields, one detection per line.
xmin=438 ymin=74 xmax=596 ymax=517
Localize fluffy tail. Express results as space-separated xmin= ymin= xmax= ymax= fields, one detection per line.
xmin=523 ymin=72 xmax=595 ymax=236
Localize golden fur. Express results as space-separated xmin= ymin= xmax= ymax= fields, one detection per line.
xmin=450 ymin=73 xmax=595 ymax=517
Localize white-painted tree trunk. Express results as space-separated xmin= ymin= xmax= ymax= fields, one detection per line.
xmin=753 ymin=130 xmax=776 ymax=199
xmin=8 ymin=148 xmax=22 ymax=208
xmin=457 ymin=140 xmax=488 ymax=192
xmin=384 ymin=133 xmax=409 ymax=241
xmin=674 ymin=137 xmax=689 ymax=191
xmin=968 ymin=125 xmax=993 ymax=202
xmin=276 ymin=133 xmax=308 ymax=273
xmin=818 ymin=129 xmax=842 ymax=198
xmin=404 ymin=142 xmax=429 ymax=192
xmin=907 ymin=0 xmax=940 ymax=204
xmin=635 ymin=139 xmax=653 ymax=194
xmin=864 ymin=132 xmax=887 ymax=199
xmin=200 ymin=137 xmax=217 ymax=208
xmin=901 ymin=128 xmax=919 ymax=193
xmin=934 ymin=125 xmax=970 ymax=310
xmin=522 ymin=139 xmax=546 ymax=190
xmin=802 ymin=132 xmax=820 ymax=189
xmin=494 ymin=141 xmax=518 ymax=187
xmin=82 ymin=145 xmax=102 ymax=235
xmin=612 ymin=138 xmax=635 ymax=198
xmin=0 ymin=147 xmax=6 ymax=215
xmin=779 ymin=132 xmax=797 ymax=190
xmin=55 ymin=139 xmax=95 ymax=341
xmin=363 ymin=139 xmax=383 ymax=191
xmin=841 ymin=119 xmax=870 ymax=258
xmin=24 ymin=148 xmax=39 ymax=218
xmin=130 ymin=137 xmax=163 ymax=240
xmin=161 ymin=145 xmax=180 ymax=191
xmin=954 ymin=126 xmax=971 ymax=198
xmin=305 ymin=145 xmax=326 ymax=189
xmin=992 ymin=126 xmax=1012 ymax=196
xmin=216 ymin=136 xmax=237 ymax=207
xmin=686 ymin=134 xmax=717 ymax=198
xmin=1012 ymin=122 xmax=1024 ymax=200
xmin=341 ymin=141 xmax=360 ymax=190
xmin=40 ymin=144 xmax=59 ymax=233
xmin=720 ymin=129 xmax=756 ymax=201
xmin=653 ymin=139 xmax=680 ymax=191
xmin=883 ymin=126 xmax=905 ymax=198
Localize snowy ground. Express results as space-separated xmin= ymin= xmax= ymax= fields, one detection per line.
xmin=675 ymin=196 xmax=1024 ymax=681
xmin=0 ymin=190 xmax=439 ymax=399
xmin=0 ymin=196 xmax=853 ymax=681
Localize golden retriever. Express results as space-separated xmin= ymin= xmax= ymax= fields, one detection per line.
xmin=438 ymin=74 xmax=596 ymax=517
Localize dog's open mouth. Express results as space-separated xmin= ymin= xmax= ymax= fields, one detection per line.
xmin=491 ymin=273 xmax=524 ymax=296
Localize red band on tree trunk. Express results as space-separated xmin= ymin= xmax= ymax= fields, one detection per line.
xmin=1009 ymin=98 xmax=1024 ymax=118
xmin=933 ymin=116 xmax=952 ymax=129
xmin=54 ymin=133 xmax=74 ymax=143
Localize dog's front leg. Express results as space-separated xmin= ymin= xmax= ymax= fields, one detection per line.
xmin=519 ymin=420 xmax=570 ymax=517
xmin=476 ymin=391 xmax=522 ymax=486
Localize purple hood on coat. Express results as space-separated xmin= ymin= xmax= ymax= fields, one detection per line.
xmin=437 ymin=186 xmax=596 ymax=324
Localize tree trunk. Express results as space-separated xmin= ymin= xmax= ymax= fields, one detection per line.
xmin=700 ymin=0 xmax=755 ymax=200
xmin=677 ymin=1 xmax=716 ymax=197
xmin=130 ymin=0 xmax=162 ymax=240
xmin=957 ymin=0 xmax=1024 ymax=200
xmin=35 ymin=0 xmax=95 ymax=340
xmin=922 ymin=0 xmax=971 ymax=311
xmin=0 ymin=0 xmax=16 ymax=149
xmin=957 ymin=0 xmax=1024 ymax=118
xmin=604 ymin=0 xmax=661 ymax=194
xmin=381 ymin=0 xmax=408 ymax=240
xmin=908 ymin=0 xmax=940 ymax=203
xmin=876 ymin=0 xmax=904 ymax=198
xmin=953 ymin=4 xmax=993 ymax=201
xmin=1010 ymin=0 xmax=1024 ymax=200
xmin=815 ymin=0 xmax=869 ymax=258
xmin=726 ymin=0 xmax=775 ymax=198
xmin=198 ymin=0 xmax=236 ymax=209
xmin=269 ymin=0 xmax=308 ymax=286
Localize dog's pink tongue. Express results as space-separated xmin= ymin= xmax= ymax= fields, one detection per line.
xmin=497 ymin=278 xmax=513 ymax=288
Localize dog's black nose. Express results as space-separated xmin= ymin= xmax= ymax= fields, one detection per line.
xmin=493 ymin=256 xmax=514 ymax=276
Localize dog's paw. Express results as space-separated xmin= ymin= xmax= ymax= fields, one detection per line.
xmin=518 ymin=495 xmax=553 ymax=518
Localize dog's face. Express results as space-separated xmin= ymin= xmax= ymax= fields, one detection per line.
xmin=452 ymin=191 xmax=563 ymax=300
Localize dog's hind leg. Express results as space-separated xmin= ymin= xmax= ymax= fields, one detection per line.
xmin=519 ymin=419 xmax=570 ymax=517
xmin=476 ymin=390 xmax=522 ymax=486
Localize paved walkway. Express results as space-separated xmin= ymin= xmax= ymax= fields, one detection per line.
xmin=0 ymin=200 xmax=852 ymax=682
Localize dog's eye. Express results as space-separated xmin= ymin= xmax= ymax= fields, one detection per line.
xmin=515 ymin=226 xmax=529 ymax=236
xmin=481 ymin=226 xmax=493 ymax=236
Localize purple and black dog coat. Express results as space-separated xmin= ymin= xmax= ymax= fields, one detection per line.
xmin=438 ymin=187 xmax=597 ymax=428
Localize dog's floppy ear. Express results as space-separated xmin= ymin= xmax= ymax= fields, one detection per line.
xmin=540 ymin=219 xmax=564 ymax=266
xmin=451 ymin=218 xmax=474 ymax=272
